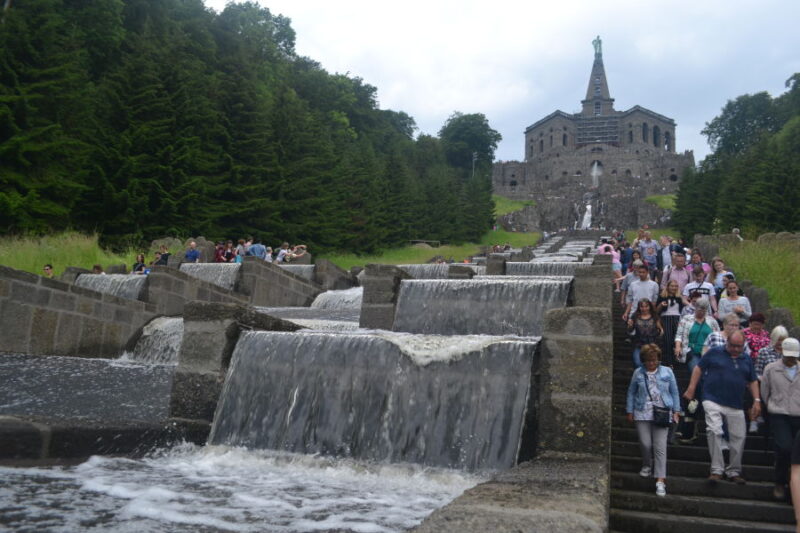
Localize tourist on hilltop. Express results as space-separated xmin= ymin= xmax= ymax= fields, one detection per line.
xmin=660 ymin=252 xmax=691 ymax=294
xmin=152 ymin=244 xmax=170 ymax=266
xmin=628 ymin=299 xmax=664 ymax=368
xmin=744 ymin=313 xmax=770 ymax=359
xmin=656 ymin=280 xmax=684 ymax=366
xmin=717 ymin=280 xmax=751 ymax=325
xmin=214 ymin=242 xmax=226 ymax=263
xmin=235 ymin=239 xmax=247 ymax=260
xmin=682 ymin=266 xmax=718 ymax=315
xmin=247 ymin=238 xmax=267 ymax=260
xmin=707 ymin=257 xmax=734 ymax=299
xmin=289 ymin=244 xmax=308 ymax=262
xmin=92 ymin=264 xmax=106 ymax=275
xmin=756 ymin=326 xmax=790 ymax=378
xmin=623 ymin=264 xmax=659 ymax=322
xmin=245 ymin=236 xmax=253 ymax=254
xmin=683 ymin=331 xmax=761 ymax=484
xmin=625 ymin=343 xmax=680 ymax=497
xmin=758 ymin=338 xmax=800 ymax=500
xmin=264 ymin=246 xmax=274 ymax=262
xmin=275 ymin=242 xmax=290 ymax=263
xmin=132 ymin=254 xmax=146 ymax=274
xmin=674 ymin=299 xmax=719 ymax=373
xmin=42 ymin=264 xmax=54 ymax=279
xmin=619 ymin=259 xmax=644 ymax=307
xmin=184 ymin=241 xmax=201 ymax=263
xmin=688 ymin=249 xmax=711 ymax=276
xmin=222 ymin=240 xmax=236 ymax=263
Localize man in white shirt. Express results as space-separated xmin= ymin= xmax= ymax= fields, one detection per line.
xmin=623 ymin=263 xmax=659 ymax=321
xmin=275 ymin=242 xmax=290 ymax=263
xmin=683 ymin=265 xmax=718 ymax=315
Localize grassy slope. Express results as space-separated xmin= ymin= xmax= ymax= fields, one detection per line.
xmin=720 ymin=240 xmax=800 ymax=320
xmin=644 ymin=194 xmax=676 ymax=210
xmin=493 ymin=194 xmax=535 ymax=216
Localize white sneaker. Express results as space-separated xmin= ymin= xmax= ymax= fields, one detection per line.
xmin=655 ymin=481 xmax=666 ymax=497
xmin=639 ymin=466 xmax=652 ymax=477
xmin=749 ymin=421 xmax=759 ymax=434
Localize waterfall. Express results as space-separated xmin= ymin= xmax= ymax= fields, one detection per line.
xmin=179 ymin=263 xmax=241 ymax=290
xmin=279 ymin=264 xmax=315 ymax=281
xmin=209 ymin=330 xmax=539 ymax=470
xmin=397 ymin=264 xmax=450 ymax=279
xmin=392 ymin=277 xmax=572 ymax=336
xmin=579 ymin=204 xmax=592 ymax=230
xmin=590 ymin=160 xmax=602 ymax=188
xmin=530 ymin=255 xmax=581 ymax=263
xmin=121 ymin=317 xmax=184 ymax=365
xmin=505 ymin=262 xmax=589 ymax=276
xmin=311 ymin=287 xmax=363 ymax=310
xmin=74 ymin=274 xmax=147 ymax=301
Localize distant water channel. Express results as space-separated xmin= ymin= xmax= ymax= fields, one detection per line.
xmin=0 ymin=444 xmax=481 ymax=532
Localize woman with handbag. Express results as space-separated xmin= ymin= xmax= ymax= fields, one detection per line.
xmin=626 ymin=343 xmax=681 ymax=497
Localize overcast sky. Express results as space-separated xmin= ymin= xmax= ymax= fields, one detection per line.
xmin=206 ymin=0 xmax=800 ymax=163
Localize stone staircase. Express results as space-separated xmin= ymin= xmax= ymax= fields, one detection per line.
xmin=608 ymin=297 xmax=796 ymax=532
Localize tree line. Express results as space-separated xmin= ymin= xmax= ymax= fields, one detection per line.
xmin=673 ymin=73 xmax=800 ymax=240
xmin=0 ymin=0 xmax=500 ymax=253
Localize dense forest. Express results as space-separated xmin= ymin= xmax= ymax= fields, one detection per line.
xmin=673 ymin=73 xmax=800 ymax=240
xmin=0 ymin=0 xmax=500 ymax=252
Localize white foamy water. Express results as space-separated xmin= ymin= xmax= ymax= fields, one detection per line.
xmin=0 ymin=444 xmax=481 ymax=533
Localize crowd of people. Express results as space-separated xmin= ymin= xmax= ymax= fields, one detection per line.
xmin=605 ymin=229 xmax=800 ymax=512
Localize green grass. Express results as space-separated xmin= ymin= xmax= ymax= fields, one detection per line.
xmin=0 ymin=232 xmax=140 ymax=278
xmin=645 ymin=194 xmax=676 ymax=210
xmin=624 ymin=228 xmax=679 ymax=243
xmin=493 ymin=194 xmax=535 ymax=216
xmin=720 ymin=240 xmax=800 ymax=320
xmin=322 ymin=229 xmax=541 ymax=270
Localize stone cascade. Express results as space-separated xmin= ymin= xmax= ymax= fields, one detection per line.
xmin=74 ymin=274 xmax=147 ymax=301
xmin=179 ymin=263 xmax=241 ymax=291
xmin=505 ymin=262 xmax=591 ymax=277
xmin=396 ymin=263 xmax=451 ymax=279
xmin=278 ymin=264 xmax=315 ymax=281
xmin=310 ymin=287 xmax=363 ymax=310
xmin=209 ymin=330 xmax=539 ymax=471
xmin=392 ymin=277 xmax=572 ymax=336
xmin=121 ymin=316 xmax=184 ymax=365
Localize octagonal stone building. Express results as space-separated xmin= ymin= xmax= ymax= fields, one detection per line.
xmin=492 ymin=37 xmax=695 ymax=231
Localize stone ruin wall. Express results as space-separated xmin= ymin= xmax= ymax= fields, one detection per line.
xmin=493 ymin=144 xmax=694 ymax=231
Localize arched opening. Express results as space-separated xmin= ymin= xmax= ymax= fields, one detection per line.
xmin=669 ymin=174 xmax=679 ymax=182
xmin=653 ymin=126 xmax=661 ymax=148
xmin=664 ymin=131 xmax=672 ymax=152
xmin=539 ymin=140 xmax=544 ymax=152
xmin=549 ymin=135 xmax=553 ymax=147
xmin=628 ymin=130 xmax=633 ymax=143
xmin=509 ymin=180 xmax=518 ymax=187
xmin=591 ymin=146 xmax=603 ymax=153
xmin=562 ymin=133 xmax=568 ymax=146
xmin=642 ymin=123 xmax=649 ymax=143
xmin=625 ymin=169 xmax=632 ymax=177
xmin=528 ymin=143 xmax=533 ymax=157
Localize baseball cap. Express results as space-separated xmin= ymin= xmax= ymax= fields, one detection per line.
xmin=782 ymin=338 xmax=800 ymax=358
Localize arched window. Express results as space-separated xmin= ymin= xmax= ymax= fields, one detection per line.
xmin=664 ymin=131 xmax=672 ymax=152
xmin=562 ymin=133 xmax=567 ymax=146
xmin=549 ymin=135 xmax=553 ymax=147
xmin=539 ymin=139 xmax=544 ymax=152
xmin=642 ymin=123 xmax=649 ymax=143
xmin=653 ymin=126 xmax=661 ymax=148
xmin=628 ymin=130 xmax=633 ymax=143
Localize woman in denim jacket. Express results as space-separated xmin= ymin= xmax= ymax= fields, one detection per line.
xmin=626 ymin=343 xmax=681 ymax=497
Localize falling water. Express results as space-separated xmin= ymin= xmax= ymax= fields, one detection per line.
xmin=530 ymin=255 xmax=581 ymax=263
xmin=591 ymin=160 xmax=602 ymax=188
xmin=392 ymin=277 xmax=572 ymax=336
xmin=179 ymin=263 xmax=241 ymax=291
xmin=74 ymin=274 xmax=147 ymax=301
xmin=120 ymin=317 xmax=184 ymax=365
xmin=505 ymin=262 xmax=589 ymax=276
xmin=397 ymin=264 xmax=450 ymax=279
xmin=310 ymin=287 xmax=363 ymax=310
xmin=279 ymin=264 xmax=315 ymax=281
xmin=209 ymin=330 xmax=539 ymax=471
xmin=579 ymin=204 xmax=592 ymax=230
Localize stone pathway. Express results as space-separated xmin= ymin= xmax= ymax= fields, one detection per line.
xmin=609 ymin=297 xmax=795 ymax=532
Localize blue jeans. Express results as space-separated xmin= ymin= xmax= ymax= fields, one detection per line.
xmin=632 ymin=346 xmax=642 ymax=368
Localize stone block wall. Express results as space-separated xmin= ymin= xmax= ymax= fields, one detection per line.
xmin=238 ymin=257 xmax=323 ymax=307
xmin=169 ymin=302 xmax=302 ymax=422
xmin=313 ymin=258 xmax=355 ymax=290
xmin=359 ymin=264 xmax=412 ymax=330
xmin=145 ymin=266 xmax=248 ymax=315
xmin=0 ymin=266 xmax=157 ymax=358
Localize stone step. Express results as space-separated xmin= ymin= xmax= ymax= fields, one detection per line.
xmin=611 ymin=455 xmax=776 ymax=482
xmin=611 ymin=440 xmax=774 ymax=466
xmin=611 ymin=489 xmax=794 ymax=524
xmin=609 ymin=509 xmax=795 ymax=533
xmin=612 ymin=427 xmax=771 ymax=450
xmin=611 ymin=471 xmax=784 ymax=502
